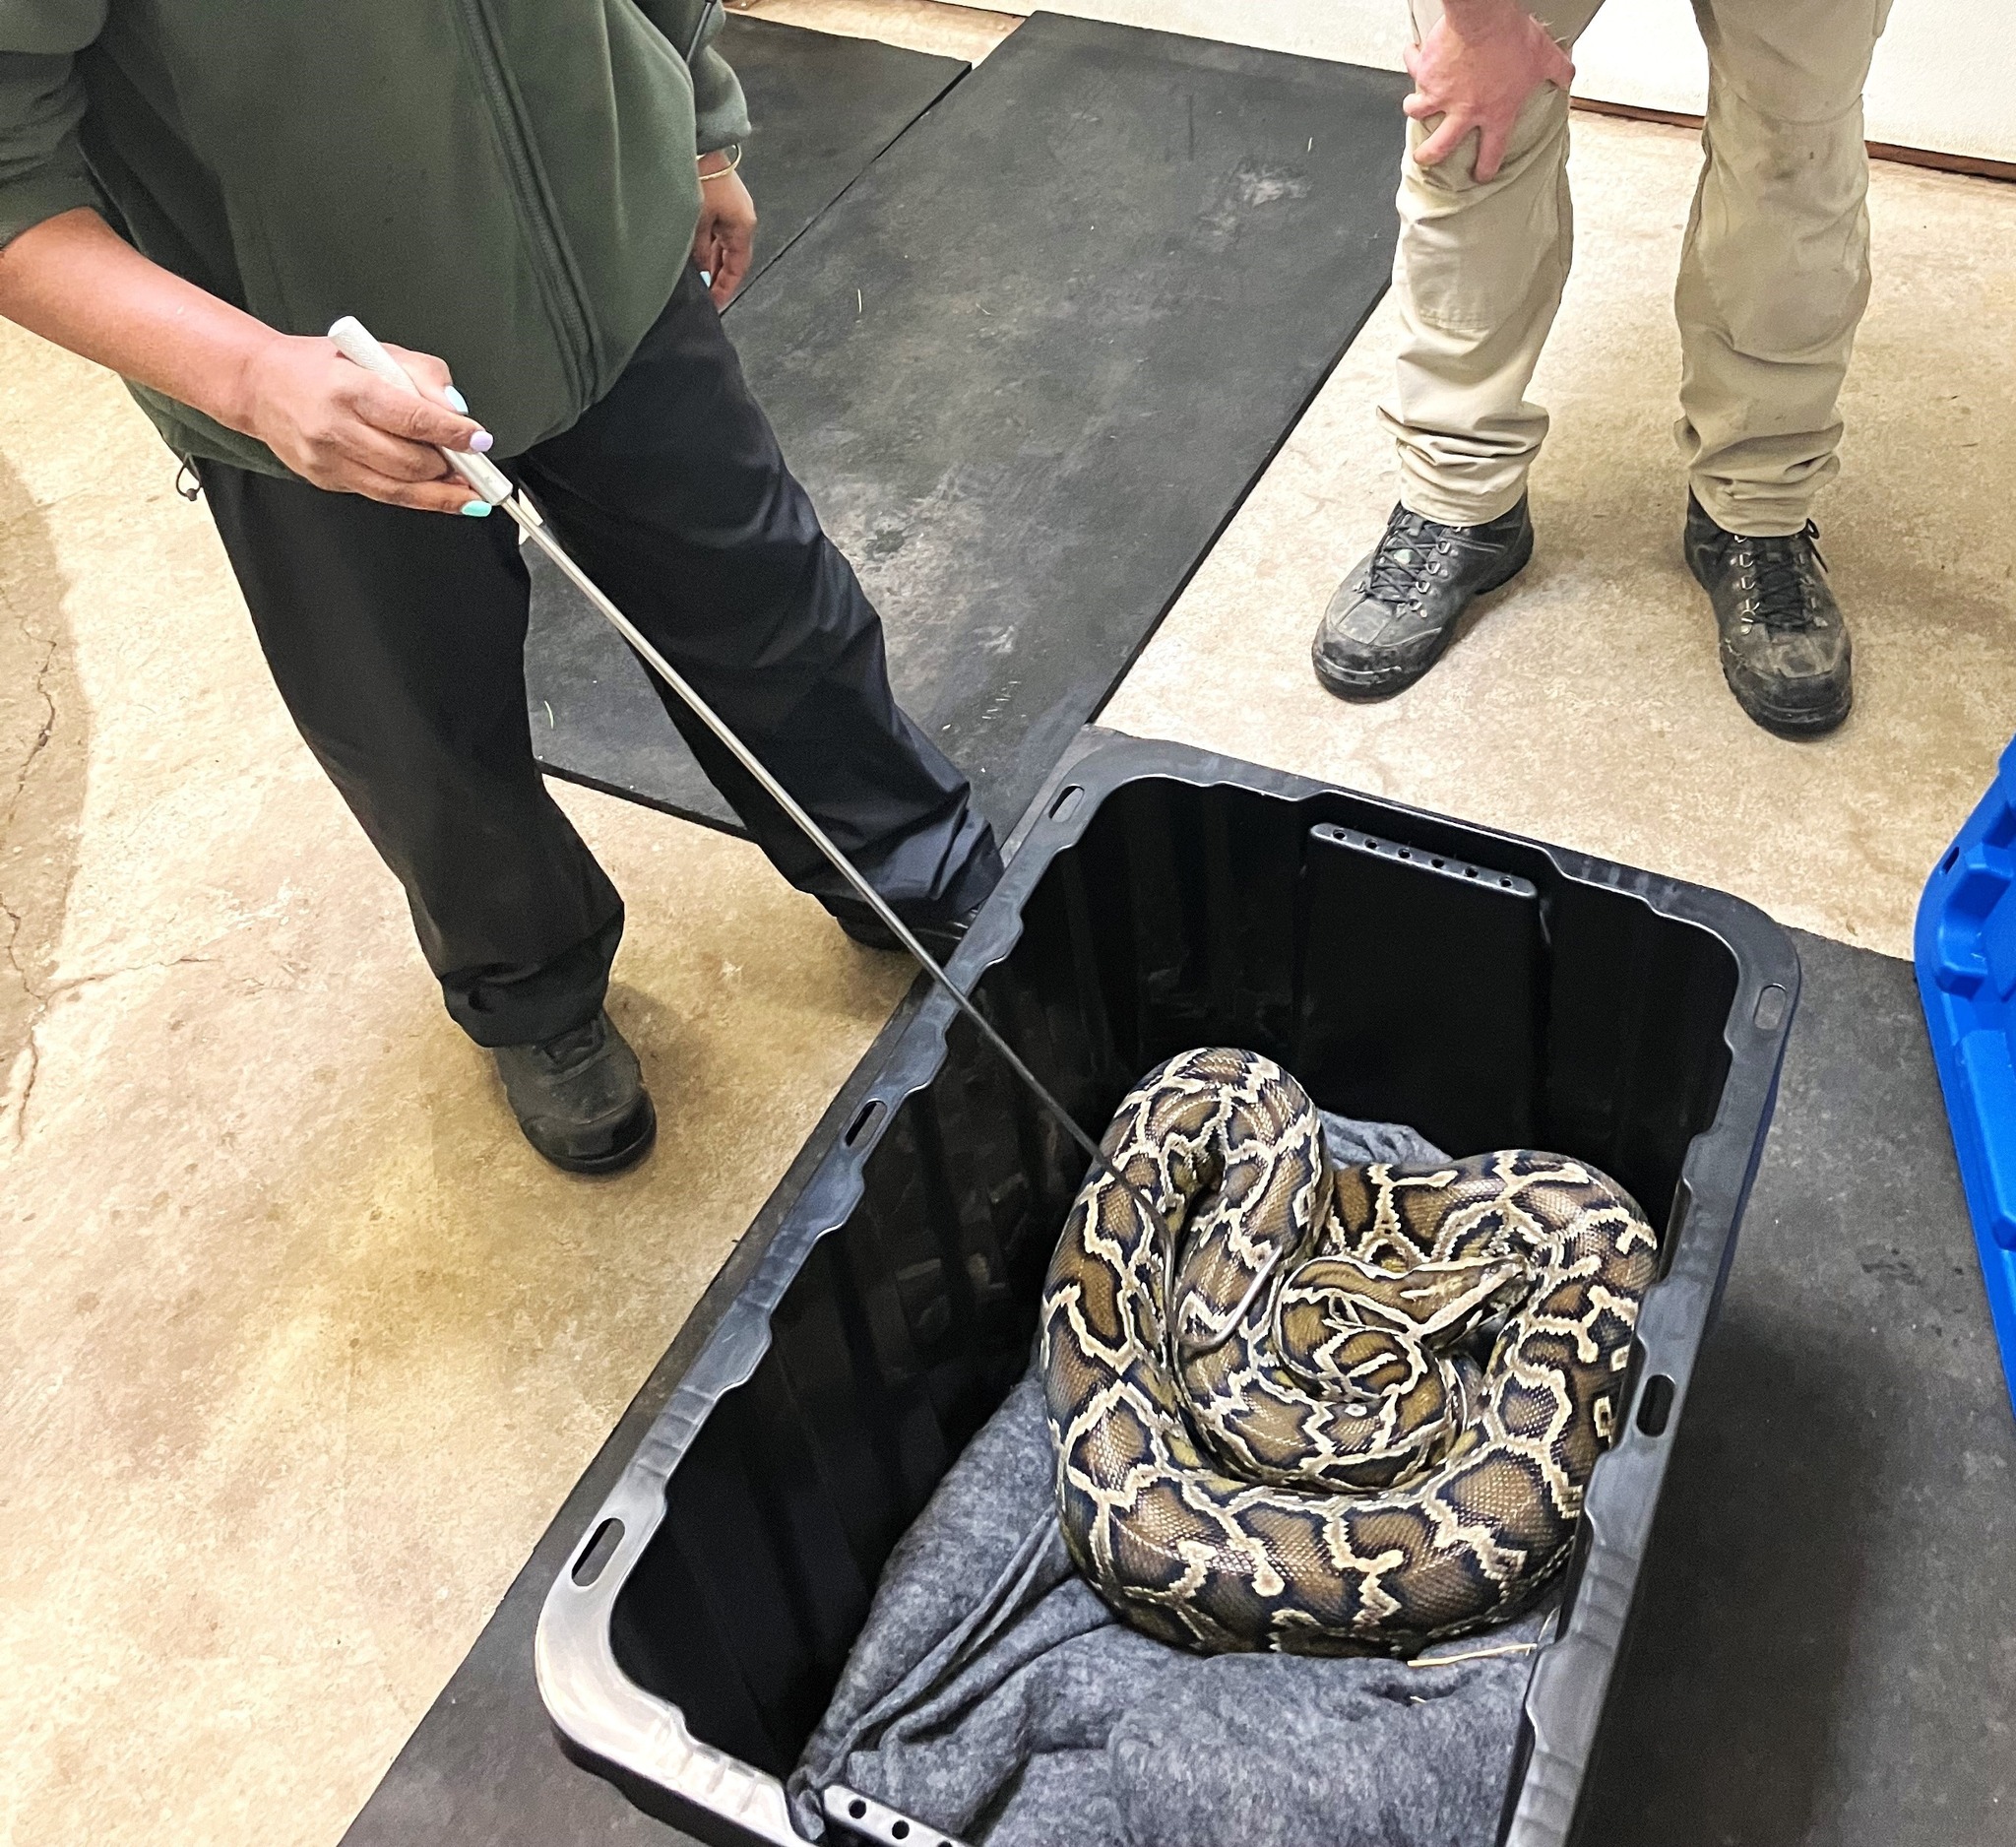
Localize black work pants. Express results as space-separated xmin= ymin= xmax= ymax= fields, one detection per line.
xmin=201 ymin=266 xmax=999 ymax=1047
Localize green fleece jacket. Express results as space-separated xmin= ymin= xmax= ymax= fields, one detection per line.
xmin=0 ymin=0 xmax=749 ymax=473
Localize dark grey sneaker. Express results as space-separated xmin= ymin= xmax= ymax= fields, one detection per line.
xmin=1685 ymin=494 xmax=1852 ymax=738
xmin=832 ymin=898 xmax=984 ymax=961
xmin=1311 ymin=498 xmax=1535 ymax=702
xmin=492 ymin=1009 xmax=656 ymax=1175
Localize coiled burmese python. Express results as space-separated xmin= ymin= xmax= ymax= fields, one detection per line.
xmin=1040 ymin=1047 xmax=1657 ymax=1656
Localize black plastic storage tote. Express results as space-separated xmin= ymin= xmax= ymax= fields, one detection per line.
xmin=535 ymin=737 xmax=1798 ymax=1847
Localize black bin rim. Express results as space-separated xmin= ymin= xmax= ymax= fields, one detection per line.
xmin=535 ymin=733 xmax=1800 ymax=1847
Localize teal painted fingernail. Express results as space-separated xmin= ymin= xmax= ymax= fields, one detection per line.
xmin=469 ymin=429 xmax=494 ymax=453
xmin=444 ymin=386 xmax=469 ymax=413
xmin=461 ymin=499 xmax=492 ymax=518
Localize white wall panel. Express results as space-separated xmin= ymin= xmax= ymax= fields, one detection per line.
xmin=999 ymin=1 xmax=2015 ymax=164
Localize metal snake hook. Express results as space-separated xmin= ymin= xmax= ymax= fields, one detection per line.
xmin=326 ymin=315 xmax=1162 ymax=1227
xmin=1175 ymin=1238 xmax=1292 ymax=1362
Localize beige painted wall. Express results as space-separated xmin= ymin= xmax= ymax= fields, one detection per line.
xmin=1000 ymin=1 xmax=2015 ymax=165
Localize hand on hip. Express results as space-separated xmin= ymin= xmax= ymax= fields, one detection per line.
xmin=1405 ymin=0 xmax=1575 ymax=182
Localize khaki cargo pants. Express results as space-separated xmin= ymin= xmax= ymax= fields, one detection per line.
xmin=1385 ymin=0 xmax=1894 ymax=537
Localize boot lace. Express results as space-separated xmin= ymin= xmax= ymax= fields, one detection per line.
xmin=536 ymin=1017 xmax=604 ymax=1072
xmin=1732 ymin=523 xmax=1827 ymax=633
xmin=1364 ymin=509 xmax=1447 ymax=606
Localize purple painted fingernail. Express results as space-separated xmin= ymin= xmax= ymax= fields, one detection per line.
xmin=469 ymin=429 xmax=494 ymax=453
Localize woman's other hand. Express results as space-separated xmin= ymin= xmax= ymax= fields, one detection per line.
xmin=693 ymin=155 xmax=756 ymax=307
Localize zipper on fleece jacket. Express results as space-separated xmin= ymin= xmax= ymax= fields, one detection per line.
xmin=453 ymin=0 xmax=599 ymax=412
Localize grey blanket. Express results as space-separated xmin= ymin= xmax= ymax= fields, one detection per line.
xmin=790 ymin=1115 xmax=1550 ymax=1847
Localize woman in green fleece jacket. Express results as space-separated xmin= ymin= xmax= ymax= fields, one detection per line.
xmin=0 ymin=0 xmax=1001 ymax=1174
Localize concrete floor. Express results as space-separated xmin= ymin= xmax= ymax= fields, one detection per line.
xmin=2 ymin=5 xmax=2013 ymax=1846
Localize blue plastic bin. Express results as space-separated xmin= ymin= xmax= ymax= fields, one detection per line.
xmin=1915 ymin=733 xmax=2016 ymax=1416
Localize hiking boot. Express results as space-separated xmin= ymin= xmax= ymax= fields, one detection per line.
xmin=1684 ymin=495 xmax=1852 ymax=738
xmin=832 ymin=898 xmax=985 ymax=961
xmin=1311 ymin=498 xmax=1535 ymax=702
xmin=492 ymin=1009 xmax=656 ymax=1175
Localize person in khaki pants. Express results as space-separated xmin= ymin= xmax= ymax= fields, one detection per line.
xmin=1312 ymin=0 xmax=1893 ymax=736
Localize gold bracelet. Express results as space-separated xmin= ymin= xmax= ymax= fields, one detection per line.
xmin=698 ymin=142 xmax=743 ymax=180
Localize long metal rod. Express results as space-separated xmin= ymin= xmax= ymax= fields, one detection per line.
xmin=504 ymin=499 xmax=1150 ymax=1195
xmin=323 ymin=314 xmax=1152 ymax=1213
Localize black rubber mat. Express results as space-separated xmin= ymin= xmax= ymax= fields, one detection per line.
xmin=523 ymin=13 xmax=1411 ymax=835
xmin=1574 ymin=928 xmax=2016 ymax=1847
xmin=337 ymin=785 xmax=2016 ymax=1847
xmin=714 ymin=15 xmax=968 ymax=302
xmin=519 ymin=15 xmax=966 ymax=811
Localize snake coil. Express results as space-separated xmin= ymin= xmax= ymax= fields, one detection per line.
xmin=1040 ymin=1047 xmax=1658 ymax=1655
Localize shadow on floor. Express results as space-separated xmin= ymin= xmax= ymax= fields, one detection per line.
xmin=1576 ymin=1308 xmax=1877 ymax=1846
xmin=0 ymin=453 xmax=87 ymax=1124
